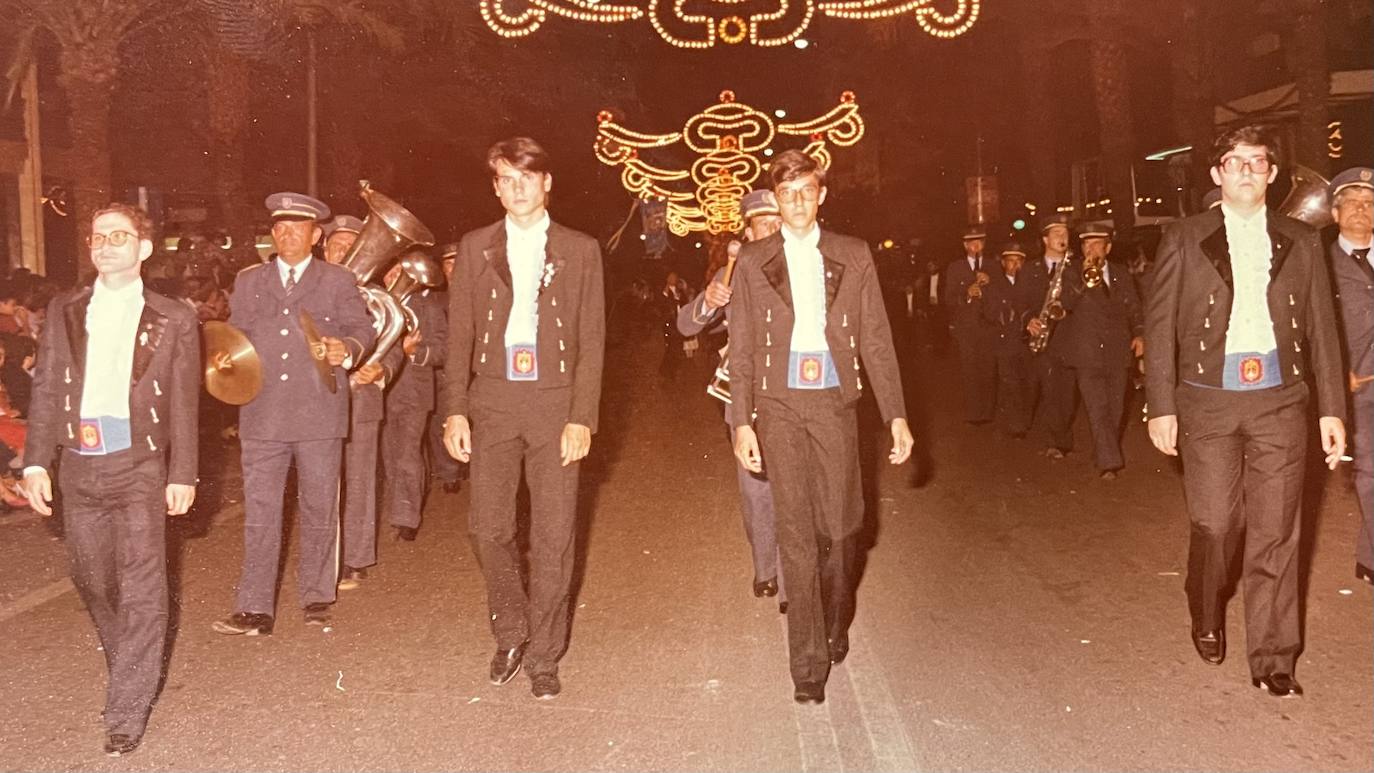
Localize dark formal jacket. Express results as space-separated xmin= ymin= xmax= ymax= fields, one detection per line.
xmin=24 ymin=285 xmax=200 ymax=485
xmin=942 ymin=253 xmax=995 ymax=338
xmin=677 ymin=265 xmax=744 ymax=426
xmin=730 ymin=229 xmax=907 ymax=429
xmin=388 ymin=288 xmax=448 ymax=415
xmin=229 ymin=257 xmax=375 ymax=441
xmin=1330 ymin=239 xmax=1374 ymax=407
xmin=1144 ymin=208 xmax=1345 ymax=421
xmin=1057 ymin=260 xmax=1143 ymax=371
xmin=445 ymin=218 xmax=606 ymax=432
xmin=980 ymin=270 xmax=1039 ymax=357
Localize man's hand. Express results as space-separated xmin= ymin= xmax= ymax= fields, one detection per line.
xmin=444 ymin=415 xmax=472 ymax=463
xmin=22 ymin=469 xmax=53 ymax=516
xmin=734 ymin=426 xmax=763 ymax=474
xmin=560 ymin=423 xmax=592 ymax=466
xmin=1148 ymin=415 xmax=1179 ymax=457
xmin=1027 ymin=317 xmax=1045 ymax=337
xmin=1130 ymin=336 xmax=1145 ymax=358
xmin=321 ymin=336 xmax=348 ymax=366
xmin=703 ymin=280 xmax=733 ymax=311
xmin=966 ymin=283 xmax=982 ymax=301
xmin=1319 ymin=416 xmax=1347 ymax=471
xmin=165 ymin=484 xmax=196 ymax=516
xmin=889 ymin=418 xmax=914 ymax=465
xmin=403 ymin=330 xmax=422 ymax=357
xmin=353 ymin=362 xmax=384 ymax=385
xmin=1351 ymin=370 xmax=1374 ymax=394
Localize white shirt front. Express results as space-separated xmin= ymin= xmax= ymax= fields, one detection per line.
xmin=783 ymin=225 xmax=829 ymax=352
xmin=1220 ymin=204 xmax=1278 ymax=355
xmin=81 ymin=277 xmax=144 ymax=419
xmin=277 ymin=255 xmax=311 ymax=288
xmin=504 ymin=212 xmax=550 ymax=347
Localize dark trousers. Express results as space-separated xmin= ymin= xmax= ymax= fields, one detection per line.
xmin=428 ymin=410 xmax=466 ymax=483
xmin=954 ymin=328 xmax=996 ymax=423
xmin=1030 ymin=352 xmax=1076 ymax=452
xmin=341 ymin=418 xmax=380 ymax=569
xmin=383 ymin=406 xmax=429 ymax=529
xmin=1178 ymin=382 xmax=1308 ymax=677
xmin=755 ymin=390 xmax=861 ymax=687
xmin=1352 ymin=391 xmax=1373 ymax=569
xmin=1075 ymin=365 xmax=1129 ymax=471
xmin=468 ymin=377 xmax=580 ymax=675
xmin=994 ymin=348 xmax=1033 ymax=436
xmin=237 ymin=438 xmax=342 ymax=614
xmin=59 ymin=449 xmax=167 ymax=738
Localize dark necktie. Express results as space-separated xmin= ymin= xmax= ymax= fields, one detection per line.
xmin=1354 ymin=247 xmax=1371 ymax=263
xmin=285 ymin=266 xmax=297 ymax=295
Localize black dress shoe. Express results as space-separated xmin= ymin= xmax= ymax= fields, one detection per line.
xmin=778 ymin=601 xmax=788 ymax=615
xmin=303 ymin=602 xmax=332 ymax=626
xmin=530 ymin=672 xmax=561 ymax=700
xmin=793 ymin=681 xmax=826 ymax=705
xmin=490 ymin=641 xmax=528 ymax=685
xmin=1356 ymin=563 xmax=1373 ymax=586
xmin=828 ymin=637 xmax=849 ymax=665
xmin=1252 ymin=673 xmax=1303 ymax=697
xmin=211 ymin=612 xmax=274 ymax=636
xmin=753 ymin=577 xmax=778 ymax=598
xmin=104 ymin=733 xmax=140 ymax=757
xmin=1191 ymin=628 xmax=1225 ymax=665
xmin=394 ymin=526 xmax=418 ymax=542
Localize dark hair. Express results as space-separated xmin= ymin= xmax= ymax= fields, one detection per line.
xmin=768 ymin=150 xmax=826 ymax=189
xmin=91 ymin=203 xmax=155 ymax=241
xmin=1209 ymin=124 xmax=1281 ymax=169
xmin=487 ymin=137 xmax=551 ymax=175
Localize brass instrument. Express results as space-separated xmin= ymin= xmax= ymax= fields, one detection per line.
xmin=1029 ymin=254 xmax=1069 ymax=354
xmin=299 ymin=309 xmax=338 ymax=393
xmin=706 ymin=248 xmax=740 ymax=405
xmin=1277 ymin=164 xmax=1334 ymax=229
xmin=386 ymin=248 xmax=443 ymax=333
xmin=1083 ymin=256 xmax=1104 ymax=289
xmin=966 ymin=270 xmax=990 ymax=302
xmin=339 ymin=180 xmax=436 ymax=373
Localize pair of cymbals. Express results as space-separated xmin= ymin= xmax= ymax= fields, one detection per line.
xmin=203 ymin=315 xmax=337 ymax=404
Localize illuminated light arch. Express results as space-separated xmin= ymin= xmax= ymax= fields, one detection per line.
xmin=594 ymin=91 xmax=866 ymax=235
xmin=481 ymin=0 xmax=980 ymax=46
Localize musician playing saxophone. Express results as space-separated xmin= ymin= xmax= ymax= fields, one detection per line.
xmin=676 ymin=189 xmax=787 ymax=609
xmin=1022 ymin=213 xmax=1078 ymax=459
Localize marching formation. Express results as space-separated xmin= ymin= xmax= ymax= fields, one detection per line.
xmin=8 ymin=125 xmax=1373 ymax=758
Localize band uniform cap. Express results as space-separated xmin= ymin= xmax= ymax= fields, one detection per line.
xmin=1077 ymin=220 xmax=1114 ymax=240
xmin=1330 ymin=167 xmax=1374 ymax=197
xmin=961 ymin=224 xmax=988 ymax=241
xmin=1039 ymin=213 xmax=1072 ymax=233
xmin=1202 ymin=187 xmax=1223 ymax=210
xmin=323 ymin=214 xmax=364 ymax=236
xmin=740 ymin=189 xmax=780 ymax=219
xmin=438 ymin=242 xmax=460 ymax=259
xmin=265 ymin=191 xmax=330 ymax=221
xmin=999 ymin=241 xmax=1027 ymax=257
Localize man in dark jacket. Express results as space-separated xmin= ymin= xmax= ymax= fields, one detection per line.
xmin=980 ymin=242 xmax=1038 ymax=438
xmin=943 ymin=224 xmax=997 ymax=424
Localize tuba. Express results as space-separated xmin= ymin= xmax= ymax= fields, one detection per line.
xmin=340 ymin=181 xmax=436 ymax=371
xmin=385 ymin=248 xmax=443 ymax=332
xmin=1277 ymin=164 xmax=1334 ymax=229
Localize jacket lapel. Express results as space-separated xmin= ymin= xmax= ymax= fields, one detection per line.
xmin=1199 ymin=214 xmax=1234 ymax=291
xmin=131 ymin=293 xmax=168 ymax=386
xmin=63 ymin=286 xmax=94 ymax=378
xmin=539 ymin=223 xmax=566 ymax=299
xmin=483 ymin=225 xmax=512 ymax=291
xmin=758 ymin=240 xmax=792 ymax=309
xmin=1267 ymin=220 xmax=1293 ymax=281
xmin=818 ymin=231 xmax=845 ymax=310
xmin=293 ymin=257 xmax=324 ymax=298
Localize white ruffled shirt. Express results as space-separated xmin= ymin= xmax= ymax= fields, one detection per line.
xmin=1220 ymin=204 xmax=1278 ymax=355
xmin=80 ymin=277 xmax=144 ymax=419
xmin=783 ymin=225 xmax=829 ymax=353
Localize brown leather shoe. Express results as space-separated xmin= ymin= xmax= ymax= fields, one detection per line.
xmin=1252 ymin=673 xmax=1303 ymax=697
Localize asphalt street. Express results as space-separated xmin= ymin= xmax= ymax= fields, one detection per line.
xmin=1 ymin=331 xmax=1369 ymax=772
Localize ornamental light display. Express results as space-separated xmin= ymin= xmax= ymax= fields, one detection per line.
xmin=595 ymin=90 xmax=865 ymax=235
xmin=482 ymin=0 xmax=980 ymax=47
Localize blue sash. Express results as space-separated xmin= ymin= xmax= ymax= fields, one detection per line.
xmin=1221 ymin=350 xmax=1281 ymax=390
xmin=787 ymin=350 xmax=840 ymax=390
xmin=78 ymin=416 xmax=132 ymax=455
xmin=506 ymin=343 xmax=538 ymax=381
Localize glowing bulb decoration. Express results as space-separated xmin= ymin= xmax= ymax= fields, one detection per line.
xmin=480 ymin=0 xmax=980 ymax=47
xmin=595 ymin=91 xmax=866 ymax=236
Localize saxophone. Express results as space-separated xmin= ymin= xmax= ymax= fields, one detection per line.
xmin=1028 ymin=255 xmax=1069 ymax=354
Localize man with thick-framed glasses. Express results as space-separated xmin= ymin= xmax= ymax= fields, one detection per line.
xmin=21 ymin=203 xmax=200 ymax=756
xmin=1144 ymin=125 xmax=1346 ymax=698
xmin=730 ymin=150 xmax=913 ymax=705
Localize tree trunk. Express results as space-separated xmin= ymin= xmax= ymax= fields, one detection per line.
xmin=1088 ymin=1 xmax=1137 ymax=232
xmin=1168 ymin=0 xmax=1217 ymax=212
xmin=1291 ymin=0 xmax=1330 ymax=176
xmin=206 ymin=49 xmax=256 ymax=264
xmin=54 ymin=44 xmax=118 ymax=249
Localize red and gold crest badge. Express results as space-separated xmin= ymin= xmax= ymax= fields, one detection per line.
xmin=1240 ymin=356 xmax=1263 ymax=384
xmin=514 ymin=349 xmax=535 ymax=375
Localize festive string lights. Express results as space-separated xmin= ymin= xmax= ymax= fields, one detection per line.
xmin=595 ymin=91 xmax=866 ymax=235
xmin=480 ymin=0 xmax=980 ymax=46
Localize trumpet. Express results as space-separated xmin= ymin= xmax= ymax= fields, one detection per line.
xmin=966 ymin=270 xmax=990 ymax=302
xmin=1083 ymin=255 xmax=1104 ymax=289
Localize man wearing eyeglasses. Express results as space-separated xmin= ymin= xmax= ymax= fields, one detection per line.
xmin=212 ymin=192 xmax=374 ymax=636
xmin=730 ymin=150 xmax=913 ymax=705
xmin=21 ymin=203 xmax=200 ymax=756
xmin=1144 ymin=125 xmax=1346 ymax=698
xmin=442 ymin=137 xmax=605 ymax=701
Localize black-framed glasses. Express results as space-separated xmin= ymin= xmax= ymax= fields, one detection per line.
xmin=1218 ymin=155 xmax=1272 ymax=175
xmin=87 ymin=230 xmax=137 ymax=249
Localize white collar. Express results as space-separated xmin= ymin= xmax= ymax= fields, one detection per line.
xmin=278 ymin=255 xmax=312 ymax=279
xmin=505 ymin=212 xmax=550 ymax=241
xmin=1220 ymin=202 xmax=1267 ymax=229
xmin=1338 ymin=234 xmax=1372 ymax=254
xmin=91 ymin=276 xmax=144 ymax=304
xmin=781 ymin=224 xmax=820 ymax=249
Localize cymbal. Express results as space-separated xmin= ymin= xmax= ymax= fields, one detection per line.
xmin=298 ymin=310 xmax=338 ymax=394
xmin=202 ymin=321 xmax=261 ymax=405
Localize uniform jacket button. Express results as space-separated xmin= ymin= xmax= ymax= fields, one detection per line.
xmin=280 ymin=373 xmax=289 ymax=381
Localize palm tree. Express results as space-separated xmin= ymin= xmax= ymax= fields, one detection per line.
xmin=1086 ymin=0 xmax=1137 ymax=232
xmin=1289 ymin=0 xmax=1330 ymax=176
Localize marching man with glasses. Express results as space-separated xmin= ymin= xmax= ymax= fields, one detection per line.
xmin=21 ymin=204 xmax=200 ymax=756
xmin=1144 ymin=125 xmax=1346 ymax=698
